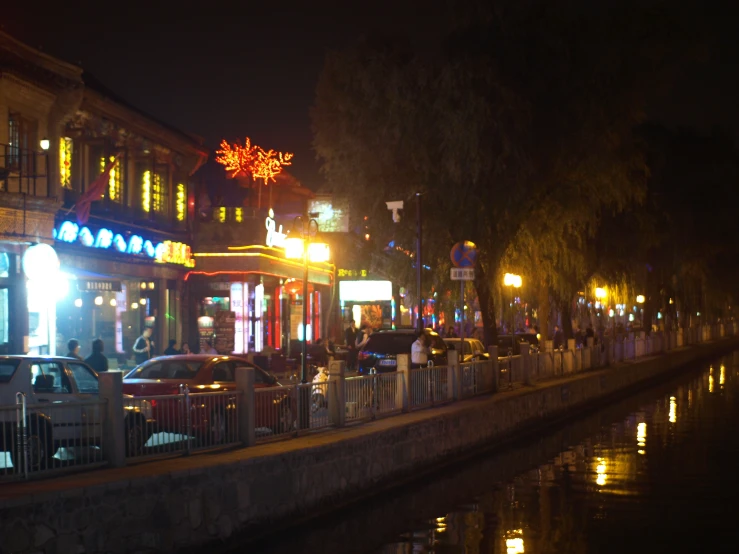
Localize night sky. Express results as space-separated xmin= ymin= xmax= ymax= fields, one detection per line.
xmin=4 ymin=2 xmax=738 ymax=190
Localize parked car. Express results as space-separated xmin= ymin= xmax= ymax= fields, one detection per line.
xmin=443 ymin=338 xmax=489 ymax=362
xmin=358 ymin=329 xmax=448 ymax=374
xmin=0 ymin=356 xmax=153 ymax=469
xmin=122 ymin=355 xmax=293 ymax=437
xmin=498 ymin=333 xmax=540 ymax=355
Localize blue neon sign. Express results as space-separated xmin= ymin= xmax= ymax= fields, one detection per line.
xmin=52 ymin=221 xmax=194 ymax=267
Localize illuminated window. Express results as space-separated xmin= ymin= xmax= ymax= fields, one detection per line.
xmin=142 ymin=170 xmax=164 ymax=213
xmin=60 ymin=137 xmax=73 ymax=189
xmin=176 ymin=183 xmax=186 ymax=222
xmin=101 ymin=155 xmax=121 ymax=201
xmin=234 ymin=207 xmax=243 ymax=223
xmin=218 ymin=207 xmax=226 ymax=223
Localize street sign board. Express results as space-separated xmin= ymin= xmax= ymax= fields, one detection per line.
xmin=451 ymin=268 xmax=475 ymax=281
xmin=450 ymin=241 xmax=478 ymax=268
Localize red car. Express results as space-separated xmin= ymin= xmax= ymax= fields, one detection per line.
xmin=122 ymin=355 xmax=292 ymax=444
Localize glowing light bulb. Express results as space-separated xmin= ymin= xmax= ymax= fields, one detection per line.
xmin=74 ymin=298 xmax=83 ymax=308
xmin=109 ymin=298 xmax=117 ymax=307
xmin=94 ymin=296 xmax=103 ymax=306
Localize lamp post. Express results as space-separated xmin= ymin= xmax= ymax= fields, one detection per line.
xmin=504 ymin=273 xmax=522 ymax=350
xmin=636 ymin=294 xmax=645 ymax=330
xmin=284 ymin=215 xmax=330 ymax=383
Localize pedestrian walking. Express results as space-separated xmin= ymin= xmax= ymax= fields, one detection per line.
xmin=66 ymin=339 xmax=83 ymax=361
xmin=163 ymin=339 xmax=179 ymax=355
xmin=201 ymin=339 xmax=217 ymax=355
xmin=133 ymin=328 xmax=154 ymax=365
xmin=345 ymin=320 xmax=358 ymax=370
xmin=411 ymin=331 xmax=429 ymax=368
xmin=85 ymin=339 xmax=109 ymax=373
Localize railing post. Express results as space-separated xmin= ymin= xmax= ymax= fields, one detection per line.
xmin=15 ymin=392 xmax=28 ymax=478
xmin=98 ymin=372 xmax=125 ymax=468
xmin=447 ymin=349 xmax=460 ymax=401
xmin=182 ymin=385 xmax=192 ymax=455
xmin=235 ymin=365 xmax=255 ymax=446
xmin=328 ymin=360 xmax=346 ymax=427
xmin=396 ymin=353 xmax=411 ymax=412
xmin=488 ymin=345 xmax=499 ymax=392
xmin=520 ymin=343 xmax=532 ymax=385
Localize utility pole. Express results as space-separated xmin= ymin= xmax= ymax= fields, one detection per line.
xmin=416 ymin=192 xmax=423 ymax=332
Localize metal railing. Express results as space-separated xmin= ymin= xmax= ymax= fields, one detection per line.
xmin=2 ymin=323 xmax=735 ymax=478
xmin=345 ymin=372 xmax=404 ymax=422
xmin=459 ymin=360 xmax=494 ymax=398
xmin=0 ymin=393 xmax=107 ymax=481
xmin=409 ymin=364 xmax=451 ymax=410
xmin=124 ymin=386 xmax=240 ymax=462
xmin=0 ymin=145 xmax=50 ymax=196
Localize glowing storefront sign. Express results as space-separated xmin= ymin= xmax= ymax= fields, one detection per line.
xmin=53 ymin=220 xmax=194 ymax=267
xmin=265 ymin=208 xmax=287 ymax=248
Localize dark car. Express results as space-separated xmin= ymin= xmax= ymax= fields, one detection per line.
xmin=358 ymin=329 xmax=448 ymax=374
xmin=498 ymin=333 xmax=540 ymax=355
xmin=443 ymin=338 xmax=490 ymax=362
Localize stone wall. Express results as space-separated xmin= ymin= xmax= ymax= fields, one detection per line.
xmin=0 ymin=339 xmax=735 ymax=554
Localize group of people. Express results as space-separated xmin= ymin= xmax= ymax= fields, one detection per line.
xmin=344 ymin=320 xmax=373 ymax=370
xmin=64 ymin=327 xmax=200 ymax=373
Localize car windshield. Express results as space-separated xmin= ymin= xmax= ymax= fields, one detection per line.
xmin=0 ymin=360 xmax=20 ymax=383
xmin=446 ymin=340 xmax=472 ymax=355
xmin=125 ymin=360 xmax=205 ymax=380
xmin=363 ymin=334 xmax=416 ymax=354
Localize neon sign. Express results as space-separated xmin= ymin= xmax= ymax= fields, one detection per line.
xmin=265 ymin=208 xmax=287 ymax=248
xmin=53 ymin=221 xmax=195 ymax=268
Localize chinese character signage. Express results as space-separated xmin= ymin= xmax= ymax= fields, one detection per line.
xmin=450 ymin=268 xmax=475 ymax=281
xmin=338 ymin=268 xmax=369 ymax=279
xmin=77 ymin=280 xmax=122 ymax=292
xmin=53 ymin=220 xmax=194 ymax=268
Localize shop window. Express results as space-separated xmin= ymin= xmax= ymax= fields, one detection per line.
xmin=0 ymin=288 xmax=8 ymax=348
xmin=86 ymin=144 xmax=105 ymax=196
xmin=7 ymin=111 xmax=35 ymax=174
xmin=101 ymin=155 xmax=122 ymax=202
xmin=60 ymin=137 xmax=73 ymax=189
xmin=176 ymin=183 xmax=186 ymax=222
xmin=143 ymin=170 xmax=167 ymax=214
xmin=67 ymin=363 xmax=99 ymax=394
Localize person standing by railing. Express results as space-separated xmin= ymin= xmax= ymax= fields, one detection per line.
xmin=411 ymin=331 xmax=429 ymax=368
xmin=85 ymin=339 xmax=108 ymax=373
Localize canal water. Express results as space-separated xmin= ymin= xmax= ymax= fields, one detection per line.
xmin=221 ymin=352 xmax=739 ymax=554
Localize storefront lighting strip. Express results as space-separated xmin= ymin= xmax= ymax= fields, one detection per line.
xmin=192 ymin=251 xmax=335 ymax=275
xmin=184 ymin=270 xmax=334 ymax=283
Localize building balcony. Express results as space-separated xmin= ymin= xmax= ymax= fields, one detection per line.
xmin=0 ymin=144 xmax=51 ymax=197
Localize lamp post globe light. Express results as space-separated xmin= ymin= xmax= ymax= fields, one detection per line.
xmin=503 ymin=273 xmax=522 ymax=349
xmin=283 ymin=214 xmax=330 ymax=378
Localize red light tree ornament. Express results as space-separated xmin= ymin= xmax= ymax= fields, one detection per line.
xmin=216 ymin=138 xmax=294 ymax=208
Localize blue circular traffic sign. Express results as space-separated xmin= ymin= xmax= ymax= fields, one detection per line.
xmin=450 ymin=241 xmax=478 ymax=268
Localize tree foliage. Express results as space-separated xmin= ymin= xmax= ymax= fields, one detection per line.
xmin=313 ymin=0 xmax=699 ymax=344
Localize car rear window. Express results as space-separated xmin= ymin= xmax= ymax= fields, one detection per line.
xmin=125 ymin=360 xmax=204 ymax=380
xmin=363 ymin=334 xmax=416 ymax=354
xmin=0 ymin=360 xmax=20 ymax=383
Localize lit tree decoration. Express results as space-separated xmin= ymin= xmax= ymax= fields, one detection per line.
xmin=215 ymin=138 xmax=258 ymax=178
xmin=215 ymin=137 xmax=293 ymax=184
xmin=253 ymin=148 xmax=294 ymax=185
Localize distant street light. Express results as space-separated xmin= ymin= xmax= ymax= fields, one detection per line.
xmin=284 ymin=213 xmax=330 ymax=430
xmin=636 ymin=295 xmax=645 ymax=304
xmin=504 ymin=273 xmax=522 ymax=341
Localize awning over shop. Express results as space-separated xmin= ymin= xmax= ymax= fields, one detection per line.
xmin=190 ymin=246 xmax=333 ymax=286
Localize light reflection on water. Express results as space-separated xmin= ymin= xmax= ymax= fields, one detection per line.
xmin=374 ymin=352 xmax=739 ymax=554
xmin=221 ymin=352 xmax=739 ymax=554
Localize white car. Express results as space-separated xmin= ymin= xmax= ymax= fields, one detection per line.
xmin=0 ymin=356 xmax=153 ymax=471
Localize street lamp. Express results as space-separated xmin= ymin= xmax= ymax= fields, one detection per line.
xmin=636 ymin=294 xmax=645 ymax=329
xmin=283 ymin=214 xmax=330 ymax=385
xmin=504 ymin=273 xmax=522 ymax=347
